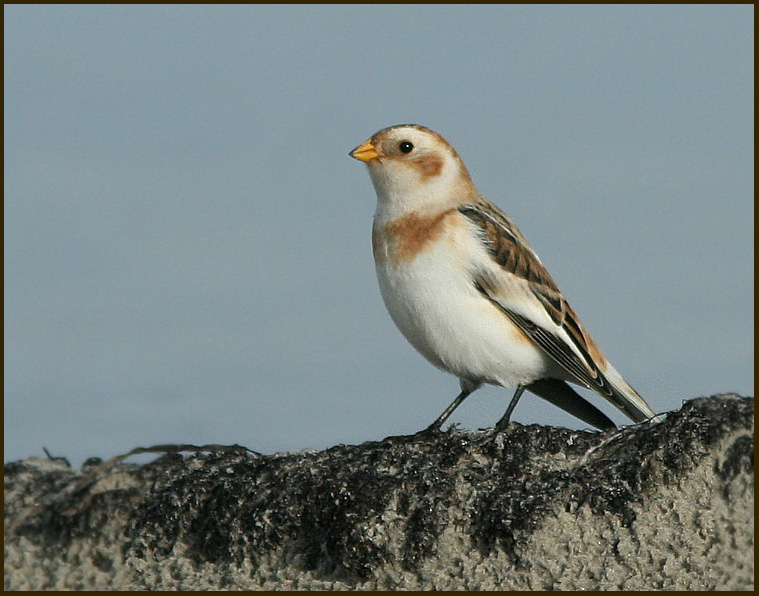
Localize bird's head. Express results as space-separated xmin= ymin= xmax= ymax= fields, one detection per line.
xmin=350 ymin=124 xmax=476 ymax=214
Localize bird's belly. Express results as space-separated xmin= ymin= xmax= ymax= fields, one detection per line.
xmin=375 ymin=251 xmax=554 ymax=388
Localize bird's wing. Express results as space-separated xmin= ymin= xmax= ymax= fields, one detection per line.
xmin=459 ymin=201 xmax=655 ymax=423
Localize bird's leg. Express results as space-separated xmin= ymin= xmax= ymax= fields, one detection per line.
xmin=495 ymin=385 xmax=526 ymax=429
xmin=420 ymin=385 xmax=476 ymax=434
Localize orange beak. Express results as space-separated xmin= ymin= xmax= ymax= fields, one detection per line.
xmin=349 ymin=139 xmax=379 ymax=162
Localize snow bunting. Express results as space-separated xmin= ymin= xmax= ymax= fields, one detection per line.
xmin=350 ymin=124 xmax=659 ymax=432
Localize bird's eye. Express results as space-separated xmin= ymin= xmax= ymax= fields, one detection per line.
xmin=399 ymin=141 xmax=414 ymax=154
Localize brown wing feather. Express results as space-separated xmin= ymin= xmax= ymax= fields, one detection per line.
xmin=458 ymin=202 xmax=560 ymax=292
xmin=460 ymin=201 xmax=612 ymax=396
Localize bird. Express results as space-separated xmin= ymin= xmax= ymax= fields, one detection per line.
xmin=349 ymin=124 xmax=660 ymax=433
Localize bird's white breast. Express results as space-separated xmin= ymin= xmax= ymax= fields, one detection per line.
xmin=372 ymin=210 xmax=557 ymax=388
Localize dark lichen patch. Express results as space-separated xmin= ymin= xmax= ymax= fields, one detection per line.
xmin=123 ymin=430 xmax=477 ymax=580
xmin=467 ymin=425 xmax=598 ymax=560
xmin=4 ymin=457 xmax=150 ymax=560
xmin=466 ymin=396 xmax=754 ymax=560
xmin=715 ymin=435 xmax=754 ymax=483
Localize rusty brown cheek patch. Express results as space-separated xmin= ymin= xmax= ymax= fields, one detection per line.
xmin=374 ymin=209 xmax=457 ymax=265
xmin=414 ymin=155 xmax=444 ymax=182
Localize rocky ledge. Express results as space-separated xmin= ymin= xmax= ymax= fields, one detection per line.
xmin=4 ymin=394 xmax=754 ymax=590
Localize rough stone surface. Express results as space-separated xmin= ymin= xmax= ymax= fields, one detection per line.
xmin=4 ymin=394 xmax=754 ymax=590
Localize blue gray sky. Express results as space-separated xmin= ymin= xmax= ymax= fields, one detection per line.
xmin=5 ymin=5 xmax=754 ymax=465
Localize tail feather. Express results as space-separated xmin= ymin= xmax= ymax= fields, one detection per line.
xmin=527 ymin=379 xmax=616 ymax=431
xmin=601 ymin=364 xmax=660 ymax=423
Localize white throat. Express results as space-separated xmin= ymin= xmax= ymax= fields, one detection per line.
xmin=368 ymin=158 xmax=464 ymax=222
